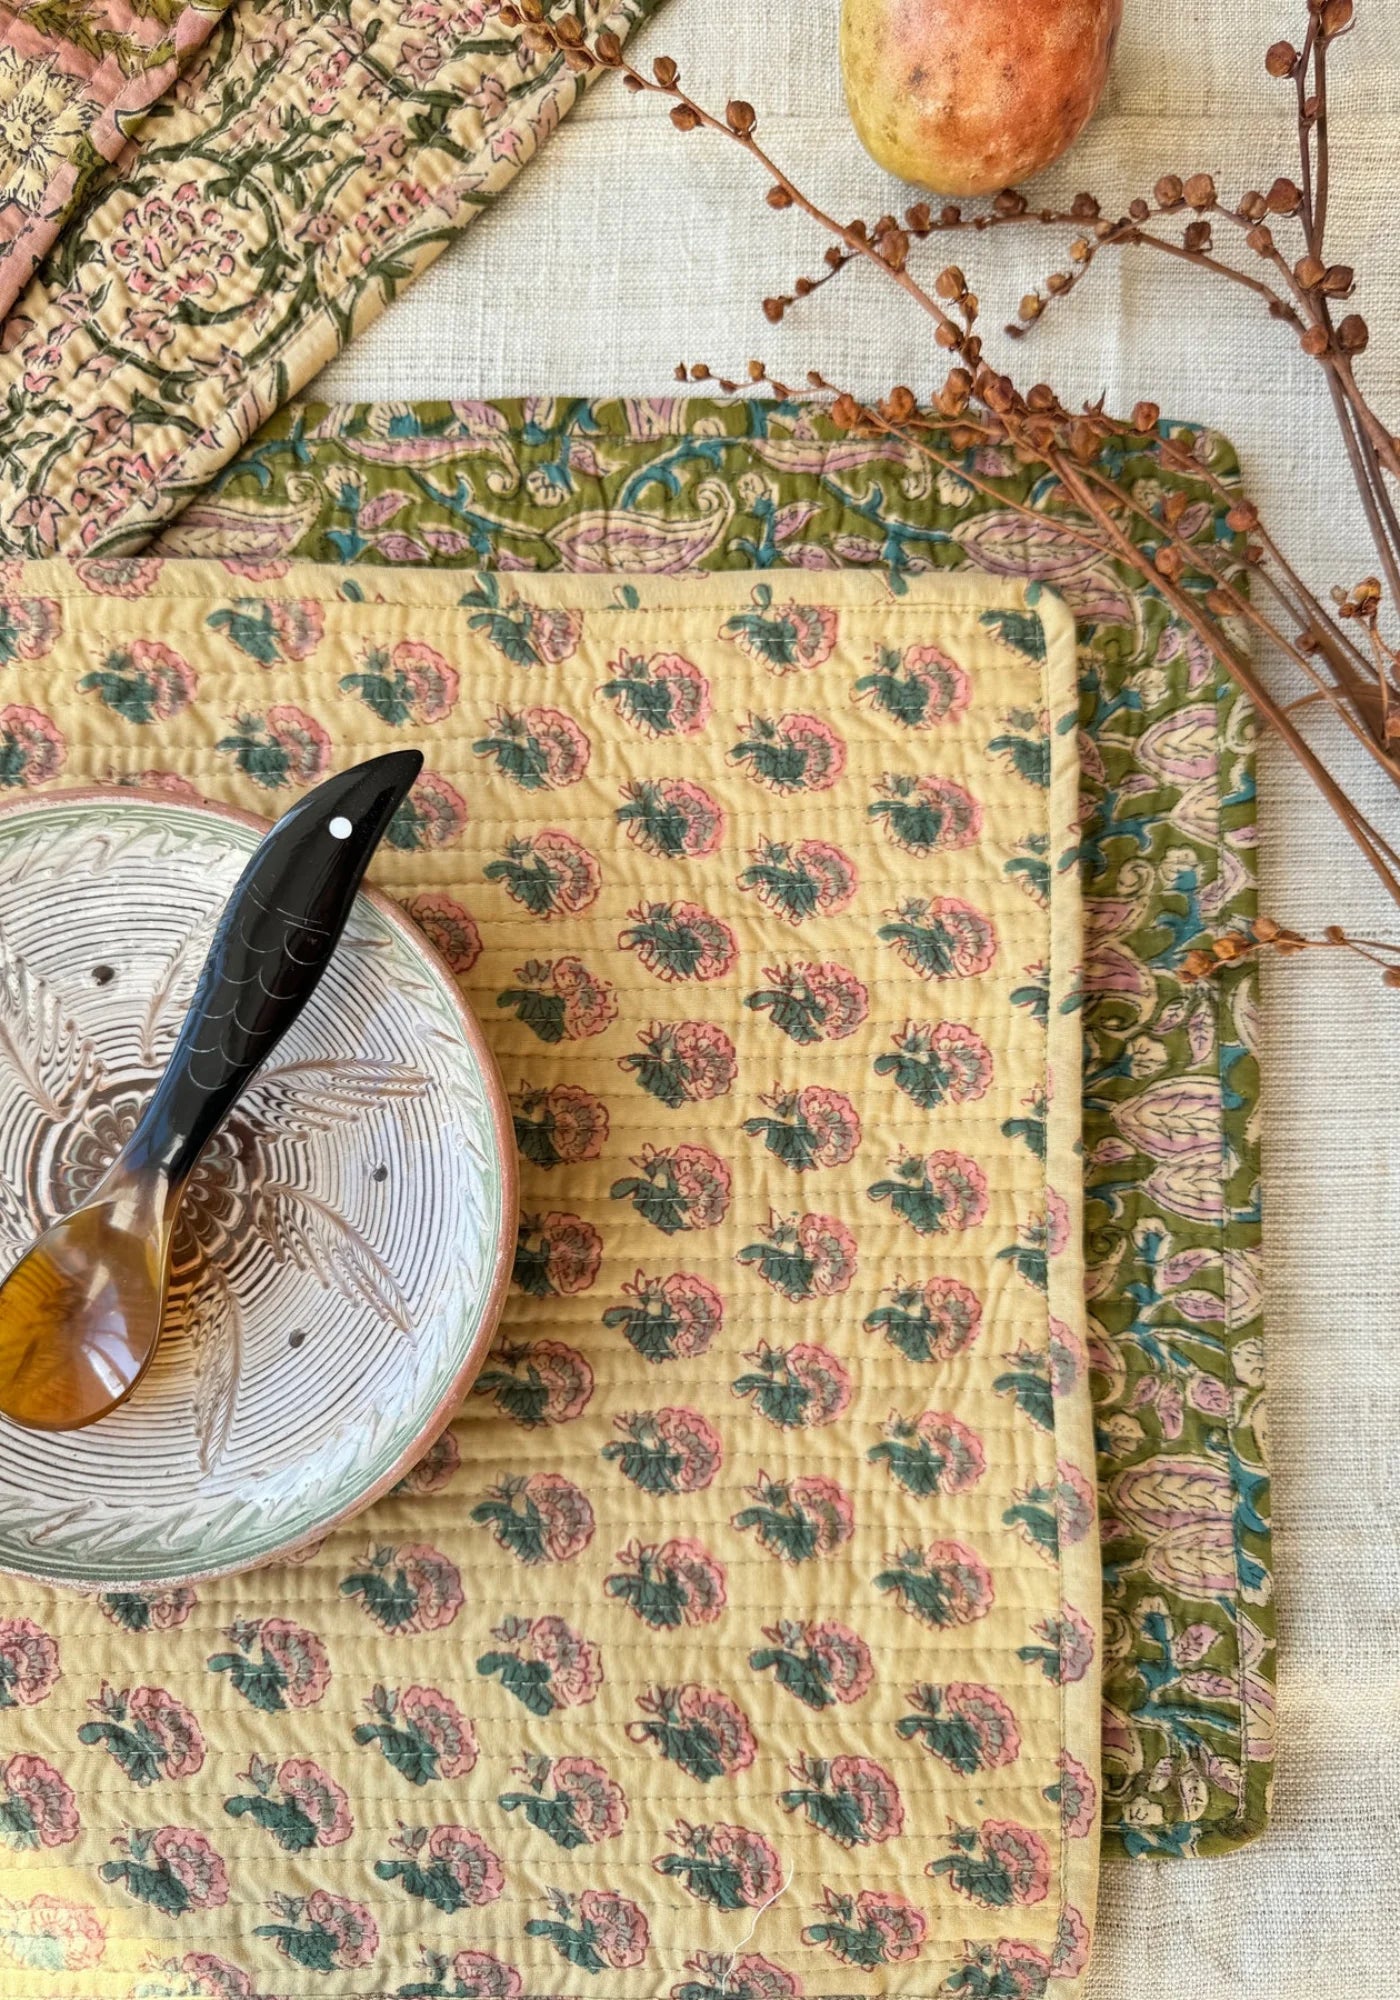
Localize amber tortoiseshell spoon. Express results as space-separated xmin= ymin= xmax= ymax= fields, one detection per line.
xmin=0 ymin=750 xmax=423 ymax=1434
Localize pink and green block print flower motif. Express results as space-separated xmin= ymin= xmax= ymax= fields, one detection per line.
xmin=353 ymin=1683 xmax=478 ymax=1786
xmin=99 ymin=1826 xmax=229 ymax=1917
xmin=780 ymin=1756 xmax=904 ymax=1848
xmin=896 ymin=1682 xmax=1022 ymax=1776
xmin=927 ymin=1819 xmax=1052 ymax=1910
xmin=254 ymin=1890 xmax=379 ymax=1972
xmin=206 ymin=1617 xmax=329 ymax=1712
xmin=476 ymin=1614 xmax=603 ymax=1717
xmin=374 ymin=1823 xmax=503 ymax=1914
xmin=652 ymin=1819 xmax=783 ymax=1910
xmin=0 ymin=1756 xmax=79 ymax=1850
xmin=223 ymin=1755 xmax=352 ymax=1850
xmin=605 ymin=1538 xmax=726 ymax=1629
xmin=77 ymin=1683 xmax=204 ymax=1785
xmin=748 ymin=1619 xmax=874 ymax=1711
xmin=498 ymin=1754 xmax=627 ymax=1850
xmin=524 ymin=1887 xmax=649 ymax=1974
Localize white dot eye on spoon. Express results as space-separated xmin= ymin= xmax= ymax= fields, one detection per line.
xmin=328 ymin=816 xmax=353 ymax=840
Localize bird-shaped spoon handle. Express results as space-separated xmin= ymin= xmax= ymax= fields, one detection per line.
xmin=116 ymin=751 xmax=423 ymax=1191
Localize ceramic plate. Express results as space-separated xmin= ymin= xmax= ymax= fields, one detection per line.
xmin=0 ymin=790 xmax=514 ymax=1590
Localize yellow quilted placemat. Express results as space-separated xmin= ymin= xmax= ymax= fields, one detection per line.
xmin=0 ymin=562 xmax=1099 ymax=2000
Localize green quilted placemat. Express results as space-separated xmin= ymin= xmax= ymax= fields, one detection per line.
xmin=158 ymin=394 xmax=1271 ymax=1858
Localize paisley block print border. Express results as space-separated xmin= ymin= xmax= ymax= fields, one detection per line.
xmin=0 ymin=0 xmax=665 ymax=557
xmin=0 ymin=561 xmax=1100 ymax=1999
xmin=154 ymin=395 xmax=1272 ymax=1857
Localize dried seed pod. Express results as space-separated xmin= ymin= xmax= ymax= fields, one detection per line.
xmin=1246 ymin=223 xmax=1275 ymax=254
xmin=1184 ymin=220 xmax=1212 ymax=252
xmin=1239 ymin=190 xmax=1268 ymax=221
xmin=1154 ymin=544 xmax=1185 ymax=581
xmin=1295 ymin=255 xmax=1327 ymax=290
xmin=884 ymin=386 xmax=918 ymax=422
xmin=762 ymin=297 xmax=787 ymax=323
xmin=1321 ymin=0 xmax=1353 ymax=35
xmin=1266 ymin=176 xmax=1303 ymax=213
xmin=1154 ymin=173 xmax=1184 ymax=208
xmin=1265 ymin=39 xmax=1298 ymax=74
xmin=1300 ymin=325 xmax=1330 ymax=356
xmin=1020 ymin=293 xmax=1044 ymax=321
xmin=653 ymin=54 xmax=679 ymax=84
xmin=669 ymin=102 xmax=701 ymax=131
xmin=766 ymin=184 xmax=793 ymax=209
xmin=1321 ymin=264 xmax=1355 ymax=297
xmin=1129 ymin=197 xmax=1150 ymax=222
xmin=1132 ymin=401 xmax=1160 ymax=433
xmin=1226 ymin=500 xmax=1260 ymax=532
xmin=1071 ymin=192 xmax=1101 ymax=220
xmin=935 ymin=265 xmax=967 ymax=298
xmin=726 ymin=99 xmax=757 ymax=136
xmin=881 ymin=229 xmax=910 ymax=270
xmin=1337 ymin=313 xmax=1369 ymax=354
xmin=905 ymin=202 xmax=932 ymax=232
xmin=594 ymin=28 xmax=622 ymax=61
xmin=1183 ymin=173 xmax=1216 ymax=209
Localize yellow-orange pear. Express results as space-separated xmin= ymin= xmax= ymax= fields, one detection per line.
xmin=841 ymin=0 xmax=1122 ymax=196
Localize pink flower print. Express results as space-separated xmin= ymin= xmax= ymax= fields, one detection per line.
xmin=732 ymin=1340 xmax=853 ymax=1427
xmin=108 ymin=1826 xmax=230 ymax=1912
xmin=781 ymin=1754 xmax=903 ymax=1846
xmin=1053 ymin=1903 xmax=1092 ymax=1976
xmin=0 ymin=1894 xmax=105 ymax=1971
xmin=256 ymin=1890 xmax=379 ymax=1970
xmin=620 ymin=901 xmax=737 ymax=981
xmin=387 ymin=771 xmax=469 ymax=850
xmin=78 ymin=1684 xmax=204 ymax=1785
xmin=1019 ymin=1603 xmax=1096 ymax=1684
xmin=868 ymin=772 xmax=982 ymax=853
xmin=0 ymin=1756 xmax=79 ymax=1849
xmin=1050 ymin=1751 xmax=1098 ymax=1839
xmin=744 ymin=1083 xmax=861 ymax=1172
xmin=0 ymin=1620 xmax=59 ymax=1706
xmin=354 ymin=1683 xmax=477 ymax=1785
xmin=655 ymin=1819 xmax=784 ymax=1908
xmin=486 ymin=828 xmax=601 ymax=918
xmin=865 ymin=1273 xmax=984 ymax=1363
xmin=109 ymin=185 xmax=243 ymax=313
xmin=403 ymin=893 xmax=482 ymax=976
xmin=512 ymin=1082 xmax=609 ymax=1170
xmin=732 ymin=1470 xmax=855 ymax=1562
xmin=0 ymin=596 xmax=60 ymax=664
xmin=71 ymin=559 xmax=161 ymax=599
xmin=341 ymin=638 xmax=457 ymax=723
xmin=447 ymin=1951 xmax=521 ymax=1997
xmin=378 ymin=1823 xmax=504 ymax=1910
xmin=617 ymin=777 xmax=725 ymax=858
xmin=474 ymin=1338 xmax=593 ymax=1428
xmin=878 ymin=894 xmax=998 ymax=979
xmin=340 ymin=1543 xmax=463 ymax=1632
xmin=870 ymin=1409 xmax=986 ymax=1495
xmin=897 ymin=1681 xmax=1021 ymax=1773
xmin=730 ymin=710 xmax=846 ymax=792
xmin=472 ymin=1474 xmax=595 ymax=1564
xmin=673 ymin=1953 xmax=800 ymax=2000
xmin=746 ymin=957 xmax=869 ymax=1042
xmin=607 ymin=1537 xmax=727 ymax=1629
xmin=513 ymin=1210 xmax=603 ymax=1297
xmin=868 ymin=1146 xmax=989 ymax=1235
xmin=620 ymin=1019 xmax=737 ymax=1107
xmin=603 ymin=1407 xmax=723 ymax=1494
xmin=721 ymin=589 xmax=838 ymax=671
xmin=171 ymin=1953 xmax=253 ymax=1999
xmin=275 ymin=1759 xmax=353 ymax=1846
xmin=474 ymin=704 xmax=590 ymax=789
xmin=603 ymin=1269 xmax=725 ymax=1361
xmin=750 ymin=1619 xmax=873 ymax=1709
xmin=737 ymin=1213 xmax=859 ymax=1302
xmin=804 ymin=1887 xmax=925 ymax=1967
xmin=579 ymin=1889 xmax=649 ymax=1968
xmin=739 ymin=835 xmax=857 ymax=924
xmin=854 ymin=640 xmax=971 ymax=726
xmin=928 ymin=1819 xmax=1051 ymax=1909
xmin=611 ymin=1143 xmax=732 ymax=1234
xmin=876 ymin=1018 xmax=994 ymax=1107
xmin=392 ymin=1432 xmax=462 ymax=1496
xmin=599 ymin=650 xmax=710 ymax=735
xmin=876 ymin=1539 xmax=996 ymax=1628
xmin=628 ymin=1685 xmax=756 ymax=1783
xmin=0 ymin=706 xmax=64 ymax=787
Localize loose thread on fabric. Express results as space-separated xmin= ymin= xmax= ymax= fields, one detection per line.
xmin=716 ymin=1866 xmax=794 ymax=1998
